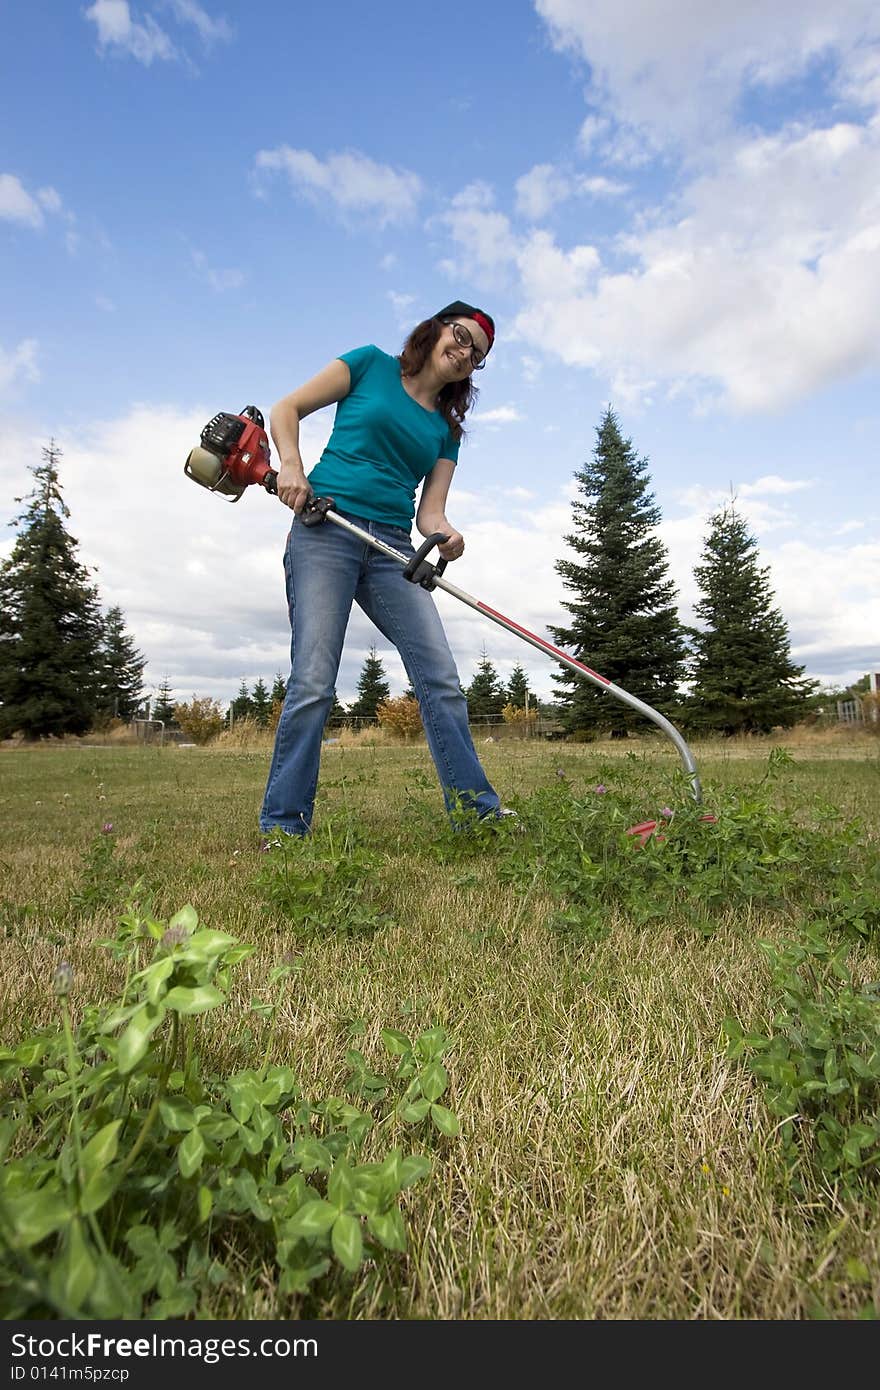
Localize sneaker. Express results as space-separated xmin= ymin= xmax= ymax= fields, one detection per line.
xmin=259 ymin=827 xmax=308 ymax=852
xmin=494 ymin=807 xmax=526 ymax=833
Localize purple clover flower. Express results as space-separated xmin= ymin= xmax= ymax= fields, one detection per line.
xmin=594 ymin=784 xmax=607 ymax=794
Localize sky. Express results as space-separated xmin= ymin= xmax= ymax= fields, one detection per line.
xmin=2 ymin=0 xmax=879 ymax=712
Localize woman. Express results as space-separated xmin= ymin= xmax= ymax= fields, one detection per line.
xmin=260 ymin=300 xmax=510 ymax=837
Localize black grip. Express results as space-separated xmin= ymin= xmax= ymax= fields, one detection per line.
xmin=263 ymin=469 xmax=278 ymax=495
xmin=403 ymin=532 xmax=448 ymax=590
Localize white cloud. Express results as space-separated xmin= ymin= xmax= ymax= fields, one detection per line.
xmin=515 ymin=164 xmax=573 ymax=220
xmin=579 ymin=175 xmax=627 ymax=197
xmin=255 ymin=146 xmax=422 ymax=226
xmin=477 ymin=406 xmax=524 ymax=425
xmin=520 ymin=355 xmax=542 ymax=383
xmin=510 ymin=116 xmax=880 ymax=411
xmin=514 ymin=164 xmax=628 ymax=221
xmin=191 ymin=248 xmax=245 ymax=291
xmin=435 ymin=183 xmax=519 ymax=282
xmin=578 ymin=114 xmax=610 ymax=152
xmin=388 ymin=291 xmax=417 ymax=329
xmin=738 ymin=475 xmax=815 ymax=497
xmin=535 ymin=0 xmax=880 ymax=152
xmin=84 ymin=0 xmax=177 ymax=64
xmin=0 ymin=339 xmax=40 ymax=392
xmin=165 ymin=0 xmax=232 ymax=45
xmin=0 ymin=174 xmax=63 ymax=228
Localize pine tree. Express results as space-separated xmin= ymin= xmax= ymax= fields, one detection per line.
xmin=550 ymin=408 xmax=685 ymax=737
xmin=505 ymin=662 xmax=534 ymax=710
xmin=0 ymin=441 xmax=104 ymax=738
xmin=465 ymin=648 xmax=506 ymax=724
xmin=96 ymin=605 xmax=145 ymax=721
xmin=271 ymin=672 xmax=287 ymax=705
xmin=348 ymin=648 xmax=390 ymax=723
xmin=152 ymin=679 xmax=176 ymax=725
xmin=230 ymin=679 xmax=253 ymax=724
xmin=687 ymin=503 xmax=815 ymax=734
xmin=251 ymin=678 xmax=271 ymax=726
xmin=326 ymin=691 xmax=348 ymax=728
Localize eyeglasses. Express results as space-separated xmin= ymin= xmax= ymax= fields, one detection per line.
xmin=443 ymin=320 xmax=486 ymax=370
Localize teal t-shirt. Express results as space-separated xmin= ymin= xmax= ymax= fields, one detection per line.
xmin=306 ymin=345 xmax=460 ymax=528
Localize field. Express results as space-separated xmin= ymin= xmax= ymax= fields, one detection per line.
xmin=1 ymin=728 xmax=879 ymax=1320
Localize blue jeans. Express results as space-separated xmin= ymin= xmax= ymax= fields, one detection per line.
xmin=260 ymin=510 xmax=501 ymax=833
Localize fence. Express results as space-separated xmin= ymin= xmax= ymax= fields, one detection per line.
xmin=329 ymin=712 xmax=564 ymax=740
xmin=836 ymin=699 xmax=864 ymax=725
xmin=130 ymin=720 xmax=193 ymax=745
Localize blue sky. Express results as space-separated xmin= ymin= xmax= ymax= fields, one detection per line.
xmin=2 ymin=0 xmax=878 ymax=709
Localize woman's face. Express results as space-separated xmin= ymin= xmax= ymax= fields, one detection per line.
xmin=432 ymin=318 xmax=490 ymax=381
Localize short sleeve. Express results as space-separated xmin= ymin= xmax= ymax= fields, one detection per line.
xmin=441 ymin=429 xmax=461 ymax=465
xmin=338 ymin=344 xmax=378 ymax=389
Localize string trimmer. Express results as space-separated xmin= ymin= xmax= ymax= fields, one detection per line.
xmin=185 ymin=407 xmax=712 ymax=835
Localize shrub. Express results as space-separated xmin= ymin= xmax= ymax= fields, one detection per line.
xmin=216 ymin=716 xmax=269 ymax=749
xmin=501 ymin=702 xmax=537 ymax=738
xmin=376 ymin=697 xmax=423 ymax=742
xmin=861 ymin=693 xmax=880 ymax=736
xmin=172 ymin=696 xmax=225 ymax=745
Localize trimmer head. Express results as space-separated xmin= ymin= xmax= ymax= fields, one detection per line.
xmin=625 ymin=814 xmax=717 ymax=848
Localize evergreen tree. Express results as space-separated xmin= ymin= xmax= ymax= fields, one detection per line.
xmin=251 ymin=677 xmax=271 ymax=726
xmin=465 ymin=648 xmax=506 ymax=724
xmin=0 ymin=441 xmax=104 ymax=738
xmin=152 ymin=679 xmax=176 ymax=726
xmin=550 ymin=408 xmax=685 ymax=737
xmin=229 ymin=679 xmax=253 ymax=723
xmin=402 ymin=681 xmax=417 ymax=702
xmin=325 ymin=691 xmax=348 ymax=728
xmin=96 ymin=605 xmax=145 ymax=721
xmin=271 ymin=671 xmax=287 ymax=704
xmin=348 ymin=648 xmax=390 ymax=723
xmin=687 ymin=503 xmax=815 ymax=734
xmin=505 ymin=662 xmax=534 ymax=710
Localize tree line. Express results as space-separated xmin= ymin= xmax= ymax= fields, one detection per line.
xmin=1 ymin=415 xmax=843 ymax=742
xmin=207 ymin=650 xmax=541 ymax=733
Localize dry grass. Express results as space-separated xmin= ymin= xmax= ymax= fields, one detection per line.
xmin=1 ymin=736 xmax=878 ymax=1319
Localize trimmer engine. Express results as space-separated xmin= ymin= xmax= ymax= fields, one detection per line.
xmin=184 ymin=405 xmax=277 ymax=501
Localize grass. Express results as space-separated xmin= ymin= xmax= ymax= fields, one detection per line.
xmin=1 ymin=729 xmax=879 ymax=1319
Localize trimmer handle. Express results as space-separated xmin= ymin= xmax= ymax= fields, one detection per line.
xmin=403 ymin=532 xmax=448 ymax=590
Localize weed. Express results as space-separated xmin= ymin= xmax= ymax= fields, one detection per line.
xmin=71 ymin=823 xmax=127 ymax=915
xmin=0 ymin=902 xmax=458 ymax=1318
xmin=724 ymin=927 xmax=880 ymax=1188
xmin=253 ymin=817 xmax=394 ymax=939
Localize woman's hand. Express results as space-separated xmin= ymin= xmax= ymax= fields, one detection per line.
xmin=276 ymin=460 xmax=313 ymax=513
xmin=437 ymin=527 xmax=465 ymax=562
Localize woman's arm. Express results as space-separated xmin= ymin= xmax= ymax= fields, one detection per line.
xmin=271 ymin=358 xmax=351 ymax=512
xmin=416 ymin=458 xmax=465 ymax=561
